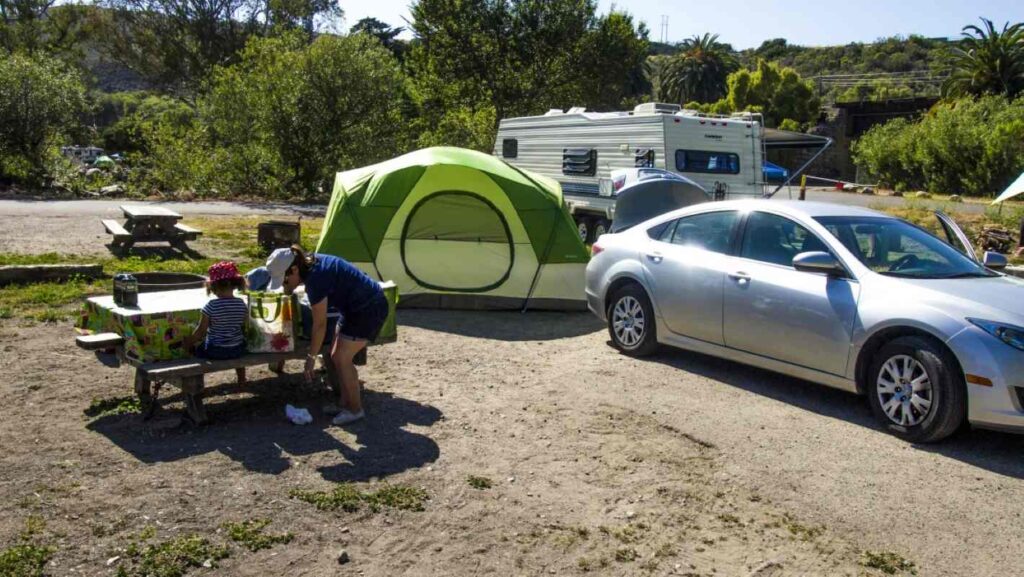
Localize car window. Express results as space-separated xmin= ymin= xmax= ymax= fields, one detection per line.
xmin=646 ymin=220 xmax=675 ymax=241
xmin=741 ymin=212 xmax=826 ymax=267
xmin=664 ymin=211 xmax=739 ymax=254
xmin=816 ymin=216 xmax=994 ymax=278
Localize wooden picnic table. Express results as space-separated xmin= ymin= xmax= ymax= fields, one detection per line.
xmin=75 ymin=283 xmax=399 ymax=425
xmin=103 ymin=205 xmax=202 ymax=252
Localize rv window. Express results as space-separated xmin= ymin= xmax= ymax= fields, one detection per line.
xmin=562 ymin=148 xmax=598 ymax=177
xmin=502 ymin=139 xmax=518 ymax=159
xmin=635 ymin=148 xmax=655 ymax=168
xmin=675 ymin=150 xmax=740 ymax=175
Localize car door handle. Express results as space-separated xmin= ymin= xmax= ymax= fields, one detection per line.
xmin=728 ymin=271 xmax=751 ymax=284
xmin=645 ymin=252 xmax=663 ymax=263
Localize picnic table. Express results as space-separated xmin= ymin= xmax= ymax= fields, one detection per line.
xmin=103 ymin=205 xmax=202 ymax=252
xmin=76 ymin=284 xmax=398 ymax=424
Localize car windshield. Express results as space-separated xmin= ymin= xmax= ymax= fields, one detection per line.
xmin=814 ymin=216 xmax=995 ymax=279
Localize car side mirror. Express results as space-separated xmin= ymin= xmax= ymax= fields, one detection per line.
xmin=793 ymin=251 xmax=845 ymax=276
xmin=983 ymin=251 xmax=1008 ymax=271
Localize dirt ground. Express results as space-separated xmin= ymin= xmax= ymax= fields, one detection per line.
xmin=1 ymin=204 xmax=1023 ymax=577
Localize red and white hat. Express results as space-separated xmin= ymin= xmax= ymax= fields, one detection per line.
xmin=208 ymin=261 xmax=242 ymax=283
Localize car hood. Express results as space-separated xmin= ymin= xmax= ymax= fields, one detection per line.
xmin=895 ymin=274 xmax=1024 ymax=325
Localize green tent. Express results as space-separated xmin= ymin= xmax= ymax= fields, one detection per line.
xmin=316 ymin=147 xmax=590 ymax=310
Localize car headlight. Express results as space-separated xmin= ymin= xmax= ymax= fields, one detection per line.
xmin=967 ymin=318 xmax=1024 ymax=351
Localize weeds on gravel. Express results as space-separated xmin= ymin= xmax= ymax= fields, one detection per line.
xmin=780 ymin=513 xmax=823 ymax=542
xmin=614 ymin=547 xmax=639 ymax=562
xmin=222 ymin=519 xmax=293 ymax=552
xmin=1 ymin=517 xmax=55 ymax=577
xmin=860 ymin=551 xmax=918 ymax=575
xmin=0 ymin=543 xmax=55 ymax=577
xmin=85 ymin=396 xmax=141 ymax=418
xmin=116 ymin=533 xmax=229 ymax=577
xmin=290 ymin=483 xmax=427 ymax=513
xmin=466 ymin=475 xmax=493 ymax=490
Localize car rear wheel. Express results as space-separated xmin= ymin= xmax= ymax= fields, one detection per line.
xmin=867 ymin=336 xmax=965 ymax=443
xmin=607 ymin=284 xmax=658 ymax=357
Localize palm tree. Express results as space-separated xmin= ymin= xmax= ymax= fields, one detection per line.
xmin=942 ymin=18 xmax=1024 ymax=99
xmin=660 ymin=33 xmax=739 ymax=104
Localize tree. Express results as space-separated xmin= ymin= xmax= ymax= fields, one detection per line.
xmin=659 ymin=33 xmax=738 ymax=104
xmin=723 ymin=60 xmax=819 ymax=128
xmin=407 ymin=0 xmax=649 ymax=149
xmin=942 ymin=18 xmax=1024 ymax=100
xmin=199 ymin=32 xmax=408 ymax=197
xmin=0 ymin=53 xmax=87 ymax=184
xmin=0 ymin=1 xmax=95 ymax=60
xmin=350 ymin=16 xmax=406 ymax=58
xmin=96 ymin=0 xmax=342 ymax=93
xmin=573 ymin=11 xmax=650 ymax=110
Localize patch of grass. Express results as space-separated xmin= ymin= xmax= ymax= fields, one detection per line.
xmin=614 ymin=547 xmax=639 ymax=563
xmin=290 ymin=483 xmax=427 ymax=513
xmin=117 ymin=534 xmax=229 ymax=577
xmin=0 ymin=543 xmax=55 ymax=577
xmin=598 ymin=523 xmax=647 ymax=544
xmin=781 ymin=514 xmax=823 ymax=542
xmin=222 ymin=519 xmax=293 ymax=552
xmin=363 ymin=484 xmax=428 ymax=512
xmin=85 ymin=396 xmax=141 ymax=418
xmin=0 ymin=307 xmax=12 ymax=319
xmin=577 ymin=556 xmax=593 ymax=571
xmin=19 ymin=516 xmax=46 ymax=541
xmin=860 ymin=551 xmax=918 ymax=575
xmin=0 ymin=252 xmax=86 ymax=266
xmin=654 ymin=541 xmax=675 ymax=558
xmin=466 ymin=475 xmax=493 ymax=490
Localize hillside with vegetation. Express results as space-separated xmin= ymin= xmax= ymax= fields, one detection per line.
xmin=0 ymin=1 xmax=1022 ymax=198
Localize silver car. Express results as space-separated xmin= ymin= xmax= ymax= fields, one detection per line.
xmin=586 ymin=200 xmax=1024 ymax=442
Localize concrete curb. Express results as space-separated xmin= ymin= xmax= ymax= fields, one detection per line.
xmin=0 ymin=264 xmax=104 ymax=286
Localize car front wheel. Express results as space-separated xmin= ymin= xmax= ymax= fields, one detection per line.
xmin=607 ymin=284 xmax=658 ymax=357
xmin=867 ymin=336 xmax=965 ymax=443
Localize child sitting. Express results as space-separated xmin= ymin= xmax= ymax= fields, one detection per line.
xmin=185 ymin=261 xmax=248 ymax=384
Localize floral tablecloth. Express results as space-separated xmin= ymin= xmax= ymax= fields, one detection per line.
xmin=77 ymin=289 xmax=209 ymax=363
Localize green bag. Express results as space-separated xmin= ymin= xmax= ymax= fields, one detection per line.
xmin=243 ymin=291 xmax=300 ymax=353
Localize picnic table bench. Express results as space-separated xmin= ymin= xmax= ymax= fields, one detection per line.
xmin=77 ymin=332 xmax=343 ymax=424
xmin=104 ymin=205 xmax=202 ymax=252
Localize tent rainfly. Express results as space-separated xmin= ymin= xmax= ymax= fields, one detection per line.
xmin=315 ymin=147 xmax=590 ymax=310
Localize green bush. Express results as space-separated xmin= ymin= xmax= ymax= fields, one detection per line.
xmin=853 ymin=96 xmax=1024 ymax=196
xmin=0 ymin=53 xmax=87 ymax=186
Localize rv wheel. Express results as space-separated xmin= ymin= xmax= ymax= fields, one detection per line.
xmin=576 ymin=218 xmax=591 ymax=243
xmin=593 ymin=219 xmax=610 ymax=240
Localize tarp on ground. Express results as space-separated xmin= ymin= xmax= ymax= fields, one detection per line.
xmin=316 ymin=147 xmax=590 ymax=310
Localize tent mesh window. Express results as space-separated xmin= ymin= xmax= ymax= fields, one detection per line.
xmin=401 ymin=191 xmax=514 ymax=293
xmin=562 ymin=148 xmax=597 ymax=176
xmin=502 ymin=138 xmax=518 ymax=159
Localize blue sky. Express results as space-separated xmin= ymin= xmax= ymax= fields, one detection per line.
xmin=341 ymin=0 xmax=1024 ymax=49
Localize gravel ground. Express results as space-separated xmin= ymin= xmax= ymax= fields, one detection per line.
xmin=0 ymin=200 xmax=1022 ymax=577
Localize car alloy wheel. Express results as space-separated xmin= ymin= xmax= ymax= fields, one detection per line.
xmin=876 ymin=354 xmax=933 ymax=427
xmin=612 ymin=295 xmax=645 ymax=348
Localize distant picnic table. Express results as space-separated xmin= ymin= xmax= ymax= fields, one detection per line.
xmin=103 ymin=205 xmax=202 ymax=252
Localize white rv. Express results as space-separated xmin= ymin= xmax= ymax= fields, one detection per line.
xmin=494 ymin=103 xmax=767 ymax=242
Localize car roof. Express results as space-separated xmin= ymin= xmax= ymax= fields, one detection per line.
xmin=679 ymin=199 xmax=889 ymax=219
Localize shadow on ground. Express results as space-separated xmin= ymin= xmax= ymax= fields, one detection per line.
xmin=87 ymin=375 xmax=441 ymax=482
xmin=640 ymin=343 xmax=1024 ymax=480
xmin=398 ymin=309 xmax=603 ymax=341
